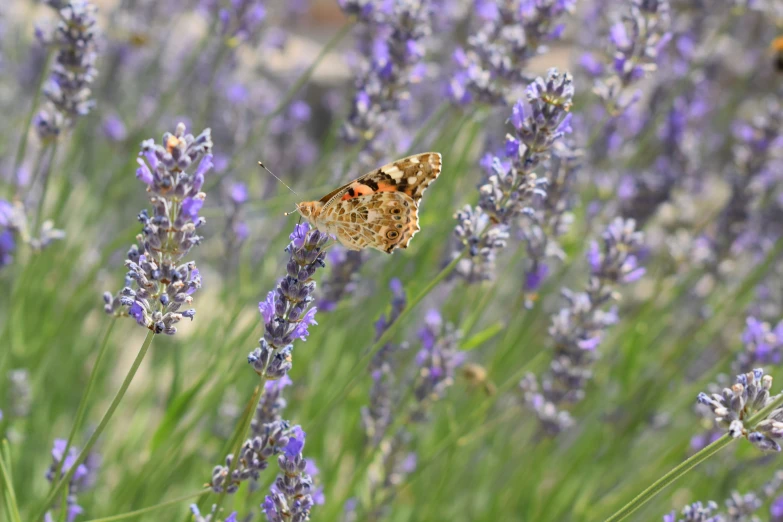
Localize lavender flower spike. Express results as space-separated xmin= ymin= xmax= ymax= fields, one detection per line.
xmin=103 ymin=123 xmax=212 ymax=335
xmin=593 ymin=0 xmax=671 ymax=115
xmin=453 ymin=69 xmax=574 ymax=282
xmin=263 ymin=426 xmax=317 ymax=522
xmin=362 ymin=278 xmax=407 ymax=445
xmin=248 ymin=223 xmax=328 ymax=380
xmin=35 ymin=0 xmax=99 ymax=140
xmin=522 ymin=217 xmax=645 ymax=434
xmin=340 ymin=0 xmax=435 ymax=164
xmin=211 ymin=224 xmax=327 ymax=495
xmin=697 ymin=368 xmax=783 ymax=452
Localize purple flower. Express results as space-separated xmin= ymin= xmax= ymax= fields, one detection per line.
xmin=102 ymin=114 xmax=127 ymax=141
xmin=609 ymin=22 xmax=630 ymax=48
xmin=135 ymin=158 xmax=153 ymax=185
xmin=128 ymin=302 xmax=145 ymax=326
xmin=524 ymin=264 xmax=550 ymax=292
xmin=591 ymin=0 xmax=671 ymax=115
xmin=579 ymin=53 xmax=605 ymax=76
xmin=772 ymin=495 xmax=783 ymax=519
xmin=0 ymin=229 xmax=14 ymax=267
xmin=290 ymin=307 xmax=318 ymax=341
xmin=181 ymin=196 xmax=204 ymax=220
xmin=284 ymin=426 xmax=305 ymax=458
xmin=230 ymin=182 xmax=248 ymax=204
xmin=289 ymin=222 xmax=309 ymax=250
xmin=697 ymin=369 xmax=783 ymax=452
xmin=259 ymin=292 xmax=275 ymax=325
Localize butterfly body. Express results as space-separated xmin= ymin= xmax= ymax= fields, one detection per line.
xmin=297 ymin=152 xmax=442 ymax=253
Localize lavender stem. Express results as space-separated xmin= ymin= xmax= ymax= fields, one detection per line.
xmin=34 ymin=330 xmax=155 ymax=522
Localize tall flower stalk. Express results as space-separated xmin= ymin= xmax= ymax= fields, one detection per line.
xmin=210 ymin=223 xmax=327 ymax=515
xmin=346 ymin=307 xmax=463 ymax=521
xmin=34 ymin=123 xmax=210 ymax=521
xmin=521 ymin=217 xmax=646 ymax=433
xmin=592 ymin=0 xmax=671 ymax=116
xmin=452 ymin=68 xmax=574 ymax=282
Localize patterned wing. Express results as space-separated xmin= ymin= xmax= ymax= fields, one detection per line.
xmin=319 ymin=191 xmax=421 ymax=254
xmin=320 ymin=152 xmax=442 ymax=210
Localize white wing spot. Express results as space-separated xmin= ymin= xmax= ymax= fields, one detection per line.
xmin=407 ymin=176 xmax=417 ymax=185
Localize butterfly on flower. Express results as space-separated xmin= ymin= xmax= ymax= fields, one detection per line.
xmin=292 ymin=153 xmax=442 ymax=254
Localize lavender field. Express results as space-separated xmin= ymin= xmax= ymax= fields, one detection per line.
xmin=1 ymin=0 xmax=782 ymax=521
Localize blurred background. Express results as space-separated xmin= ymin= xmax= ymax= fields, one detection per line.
xmin=1 ymin=0 xmax=783 ymax=521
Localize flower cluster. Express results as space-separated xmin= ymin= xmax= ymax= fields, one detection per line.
xmin=351 ymin=308 xmax=463 ymax=520
xmin=664 ymin=474 xmax=783 ymax=522
xmin=709 ymin=98 xmax=782 ymax=265
xmin=411 ymin=309 xmax=464 ymax=421
xmin=262 ymin=427 xmax=318 ymax=522
xmin=248 ymin=223 xmax=328 ymax=380
xmin=361 ymin=278 xmax=407 ymax=445
xmin=697 ymin=368 xmax=783 ymax=452
xmin=449 ymin=0 xmax=575 ymax=106
xmin=522 ymin=218 xmax=646 ymax=434
xmin=663 ymin=501 xmax=720 ymax=522
xmin=591 ymin=0 xmax=671 ymax=115
xmin=339 ymin=0 xmax=434 ymax=164
xmin=35 ymin=0 xmax=99 ymax=141
xmin=452 ymin=69 xmax=574 ymax=282
xmin=102 ymin=123 xmax=212 ymax=335
xmin=45 ymin=439 xmax=100 ymax=522
xmin=210 ymin=419 xmax=289 ymax=493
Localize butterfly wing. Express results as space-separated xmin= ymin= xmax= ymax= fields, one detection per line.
xmin=319 ymin=191 xmax=420 ymax=253
xmin=320 ymin=152 xmax=442 ymax=210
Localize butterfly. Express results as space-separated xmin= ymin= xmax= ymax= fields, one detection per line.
xmin=295 ymin=152 xmax=442 ymax=253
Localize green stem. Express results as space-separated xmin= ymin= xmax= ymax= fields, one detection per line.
xmin=83 ymin=489 xmax=208 ymax=522
xmin=0 ymin=441 xmax=22 ymax=522
xmin=33 ymin=142 xmax=59 ymax=234
xmin=310 ymin=252 xmax=464 ymax=429
xmin=10 ymin=49 xmax=55 ymax=198
xmin=50 ymin=320 xmax=116 ymax=493
xmin=605 ymin=391 xmax=783 ymax=522
xmin=34 ymin=330 xmax=155 ymax=522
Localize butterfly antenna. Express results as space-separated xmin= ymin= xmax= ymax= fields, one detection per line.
xmin=258 ymin=161 xmax=301 ymax=198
